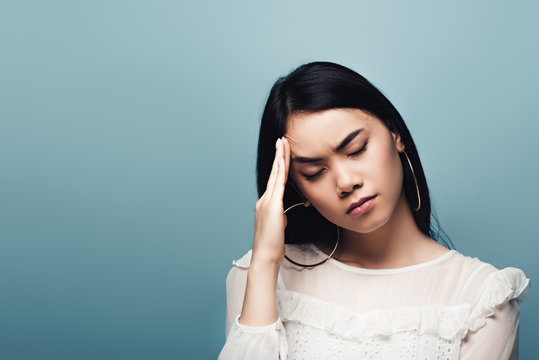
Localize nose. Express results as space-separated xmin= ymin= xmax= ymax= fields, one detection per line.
xmin=335 ymin=163 xmax=362 ymax=197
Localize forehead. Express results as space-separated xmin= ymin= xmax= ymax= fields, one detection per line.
xmin=285 ymin=108 xmax=379 ymax=148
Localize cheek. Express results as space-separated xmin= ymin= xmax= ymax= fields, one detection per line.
xmin=290 ymin=172 xmax=314 ymax=198
xmin=297 ymin=180 xmax=325 ymax=202
xmin=363 ymin=141 xmax=403 ymax=199
xmin=380 ymin=148 xmax=404 ymax=194
xmin=290 ymin=173 xmax=329 ymax=207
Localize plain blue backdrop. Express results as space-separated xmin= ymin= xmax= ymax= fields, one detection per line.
xmin=1 ymin=1 xmax=537 ymax=359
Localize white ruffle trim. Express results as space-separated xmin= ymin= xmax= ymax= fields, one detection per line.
xmin=275 ymin=267 xmax=531 ymax=341
xmin=467 ymin=266 xmax=531 ymax=332
xmin=277 ymin=289 xmax=472 ymax=341
xmin=234 ymin=313 xmax=283 ymax=332
xmin=232 ymin=249 xmax=252 ymax=269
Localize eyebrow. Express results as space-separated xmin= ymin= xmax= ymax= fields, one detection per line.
xmin=290 ymin=128 xmax=364 ymax=163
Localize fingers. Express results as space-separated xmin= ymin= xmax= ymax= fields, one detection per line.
xmin=264 ymin=137 xmax=283 ymax=200
xmin=282 ymin=137 xmax=290 ymax=183
xmin=270 ymin=137 xmax=289 ymax=203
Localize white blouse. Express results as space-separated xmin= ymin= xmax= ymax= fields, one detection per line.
xmin=218 ymin=243 xmax=531 ymax=360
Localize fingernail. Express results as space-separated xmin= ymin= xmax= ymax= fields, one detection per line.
xmin=275 ymin=137 xmax=281 ymax=149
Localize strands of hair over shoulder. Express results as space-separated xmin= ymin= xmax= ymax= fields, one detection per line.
xmin=255 ymin=61 xmax=455 ymax=254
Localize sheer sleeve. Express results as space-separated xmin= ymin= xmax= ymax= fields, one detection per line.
xmin=217 ymin=258 xmax=288 ymax=360
xmin=459 ymin=299 xmax=520 ymax=359
xmin=459 ymin=267 xmax=531 ymax=360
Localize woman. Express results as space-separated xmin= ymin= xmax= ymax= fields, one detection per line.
xmin=218 ymin=61 xmax=531 ymax=359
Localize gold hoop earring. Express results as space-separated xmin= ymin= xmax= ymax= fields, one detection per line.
xmin=283 ymin=202 xmax=340 ymax=267
xmin=401 ymin=149 xmax=421 ymax=211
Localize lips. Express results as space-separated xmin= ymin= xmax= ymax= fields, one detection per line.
xmin=346 ymin=195 xmax=377 ymax=214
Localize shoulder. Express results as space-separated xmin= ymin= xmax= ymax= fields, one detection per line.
xmin=454 ymin=250 xmax=530 ymax=293
xmin=448 ymin=249 xmax=498 ymax=275
xmin=448 ymin=250 xmax=532 ymax=334
xmin=450 ymin=250 xmax=530 ymax=299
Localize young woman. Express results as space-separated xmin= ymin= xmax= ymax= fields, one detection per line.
xmin=218 ymin=61 xmax=531 ymax=360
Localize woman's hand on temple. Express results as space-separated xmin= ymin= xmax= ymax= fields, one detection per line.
xmin=252 ymin=136 xmax=291 ymax=265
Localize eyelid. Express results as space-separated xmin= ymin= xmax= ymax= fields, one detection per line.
xmin=302 ymin=140 xmax=369 ymax=181
xmin=303 ymin=171 xmax=323 ymax=181
xmin=348 ymin=140 xmax=368 ymax=157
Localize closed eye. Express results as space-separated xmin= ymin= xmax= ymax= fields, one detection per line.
xmin=303 ymin=141 xmax=369 ymax=181
xmin=348 ymin=141 xmax=368 ymax=158
xmin=303 ymin=171 xmax=323 ymax=181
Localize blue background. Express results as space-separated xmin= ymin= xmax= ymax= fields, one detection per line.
xmin=1 ymin=1 xmax=537 ymax=359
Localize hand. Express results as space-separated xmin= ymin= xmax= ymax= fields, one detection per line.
xmin=252 ymin=136 xmax=291 ymax=265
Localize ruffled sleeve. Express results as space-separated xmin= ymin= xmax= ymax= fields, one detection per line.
xmin=217 ymin=250 xmax=289 ymax=360
xmin=218 ymin=314 xmax=288 ymax=360
xmin=459 ymin=267 xmax=531 ymax=360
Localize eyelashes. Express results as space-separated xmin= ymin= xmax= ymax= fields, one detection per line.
xmin=348 ymin=141 xmax=369 ymax=158
xmin=303 ymin=141 xmax=369 ymax=181
xmin=304 ymin=172 xmax=323 ymax=181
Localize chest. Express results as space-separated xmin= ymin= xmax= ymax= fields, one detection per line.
xmin=284 ymin=321 xmax=460 ymax=360
xmin=276 ymin=289 xmax=470 ymax=360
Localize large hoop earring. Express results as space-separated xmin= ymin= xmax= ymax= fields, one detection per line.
xmin=401 ymin=149 xmax=421 ymax=211
xmin=283 ymin=202 xmax=340 ymax=268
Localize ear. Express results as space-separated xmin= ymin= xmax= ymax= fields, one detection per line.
xmin=392 ymin=131 xmax=404 ymax=152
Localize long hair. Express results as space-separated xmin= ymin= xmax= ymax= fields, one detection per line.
xmin=256 ymin=61 xmax=455 ymax=254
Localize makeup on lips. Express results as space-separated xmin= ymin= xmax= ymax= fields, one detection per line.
xmin=347 ymin=195 xmax=377 ymax=216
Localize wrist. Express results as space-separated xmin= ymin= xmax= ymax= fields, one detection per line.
xmin=251 ymin=253 xmax=282 ymax=269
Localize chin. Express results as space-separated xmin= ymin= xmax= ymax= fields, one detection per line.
xmin=341 ymin=206 xmax=391 ymax=234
